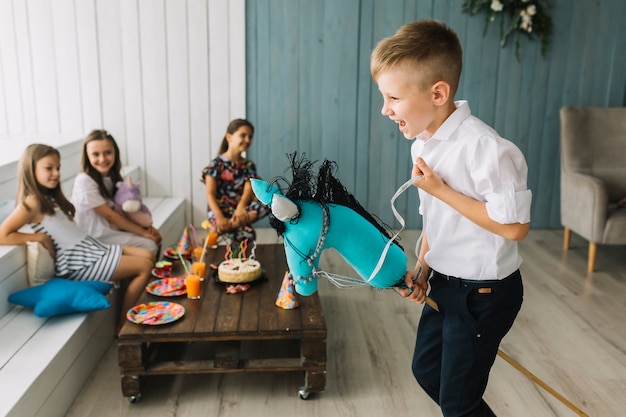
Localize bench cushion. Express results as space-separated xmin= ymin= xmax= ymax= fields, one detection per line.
xmin=8 ymin=279 xmax=112 ymax=317
xmin=26 ymin=241 xmax=56 ymax=286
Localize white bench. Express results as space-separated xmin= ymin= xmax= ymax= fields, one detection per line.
xmin=0 ymin=161 xmax=186 ymax=417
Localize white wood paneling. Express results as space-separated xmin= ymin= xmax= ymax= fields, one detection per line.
xmin=187 ymin=0 xmax=212 ymax=224
xmin=138 ymin=0 xmax=171 ymax=197
xmin=27 ymin=0 xmax=59 ymax=133
xmin=0 ymin=0 xmax=246 ymax=226
xmin=96 ymin=0 xmax=127 ymax=155
xmin=0 ymin=62 xmax=7 ymax=134
xmin=11 ymin=0 xmax=37 ymax=132
xmin=52 ymin=0 xmax=83 ymax=134
xmin=75 ymin=0 xmax=103 ymax=133
xmin=208 ymin=0 xmax=232 ymax=152
xmin=119 ymin=0 xmax=145 ymax=185
xmin=0 ymin=0 xmax=20 ymax=133
xmin=165 ymin=0 xmax=193 ymax=225
xmin=228 ymin=0 xmax=246 ymax=117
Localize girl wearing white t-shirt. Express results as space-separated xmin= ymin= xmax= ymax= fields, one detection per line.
xmin=72 ymin=130 xmax=161 ymax=255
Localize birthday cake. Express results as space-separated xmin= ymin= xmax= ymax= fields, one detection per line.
xmin=218 ymin=259 xmax=262 ymax=283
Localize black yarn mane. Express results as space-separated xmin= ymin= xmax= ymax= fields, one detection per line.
xmin=268 ymin=152 xmax=403 ymax=250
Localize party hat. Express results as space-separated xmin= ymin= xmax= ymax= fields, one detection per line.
xmin=275 ymin=271 xmax=299 ymax=309
xmin=176 ymin=226 xmax=192 ymax=256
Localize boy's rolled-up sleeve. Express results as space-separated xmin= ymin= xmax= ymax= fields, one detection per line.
xmin=485 ymin=184 xmax=532 ymax=224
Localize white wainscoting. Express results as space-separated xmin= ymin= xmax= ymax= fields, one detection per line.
xmin=0 ymin=0 xmax=246 ymax=225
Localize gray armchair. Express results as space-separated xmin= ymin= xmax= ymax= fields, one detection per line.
xmin=560 ymin=106 xmax=626 ymax=272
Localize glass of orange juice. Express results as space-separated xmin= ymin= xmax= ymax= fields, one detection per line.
xmin=191 ymin=250 xmax=206 ymax=281
xmin=191 ymin=260 xmax=206 ymax=281
xmin=185 ymin=274 xmax=201 ymax=299
xmin=207 ymin=232 xmax=218 ymax=248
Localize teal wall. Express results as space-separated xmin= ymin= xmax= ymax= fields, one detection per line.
xmin=245 ymin=0 xmax=626 ymax=229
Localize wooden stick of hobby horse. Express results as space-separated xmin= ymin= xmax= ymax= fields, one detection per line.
xmin=424 ymin=296 xmax=589 ymax=417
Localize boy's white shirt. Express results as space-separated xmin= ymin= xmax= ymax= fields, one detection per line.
xmin=410 ymin=100 xmax=532 ymax=280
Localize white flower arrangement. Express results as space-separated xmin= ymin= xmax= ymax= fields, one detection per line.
xmin=463 ymin=0 xmax=553 ymax=59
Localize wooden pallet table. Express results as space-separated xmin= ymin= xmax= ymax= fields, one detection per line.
xmin=117 ymin=244 xmax=327 ymax=402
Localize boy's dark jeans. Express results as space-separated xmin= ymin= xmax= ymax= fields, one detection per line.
xmin=412 ymin=270 xmax=523 ymax=417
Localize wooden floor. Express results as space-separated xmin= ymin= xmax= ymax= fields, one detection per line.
xmin=66 ymin=229 xmax=626 ymax=417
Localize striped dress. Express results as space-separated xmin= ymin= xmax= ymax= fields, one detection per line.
xmin=31 ymin=208 xmax=122 ymax=281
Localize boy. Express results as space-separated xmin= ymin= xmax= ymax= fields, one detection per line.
xmin=371 ymin=20 xmax=532 ymax=417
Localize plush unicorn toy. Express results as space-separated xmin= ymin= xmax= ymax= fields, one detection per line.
xmin=251 ymin=154 xmax=408 ymax=296
xmin=113 ymin=177 xmax=153 ymax=228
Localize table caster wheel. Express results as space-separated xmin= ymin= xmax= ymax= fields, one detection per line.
xmin=128 ymin=394 xmax=141 ymax=403
xmin=298 ymin=387 xmax=310 ymax=400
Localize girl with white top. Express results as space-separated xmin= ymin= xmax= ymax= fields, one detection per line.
xmin=0 ymin=144 xmax=153 ymax=335
xmin=72 ymin=130 xmax=161 ymax=254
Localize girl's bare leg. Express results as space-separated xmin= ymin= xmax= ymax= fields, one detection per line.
xmin=123 ymin=245 xmax=156 ymax=263
xmin=111 ymin=252 xmax=153 ymax=335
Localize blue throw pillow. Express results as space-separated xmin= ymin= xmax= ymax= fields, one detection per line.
xmin=8 ymin=278 xmax=113 ymax=317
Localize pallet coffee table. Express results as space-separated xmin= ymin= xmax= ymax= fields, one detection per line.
xmin=117 ymin=244 xmax=327 ymax=402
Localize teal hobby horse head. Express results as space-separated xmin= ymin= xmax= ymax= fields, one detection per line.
xmin=251 ymin=153 xmax=407 ymax=296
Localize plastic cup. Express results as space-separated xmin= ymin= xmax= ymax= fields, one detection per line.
xmin=192 ymin=247 xmax=203 ymax=260
xmin=191 ymin=261 xmax=206 ymax=281
xmin=185 ymin=274 xmax=201 ymax=299
xmin=207 ymin=232 xmax=218 ymax=248
xmin=192 ymin=251 xmax=206 ymax=281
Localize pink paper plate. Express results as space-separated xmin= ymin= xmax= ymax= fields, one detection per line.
xmin=146 ymin=278 xmax=186 ymax=297
xmin=151 ymin=268 xmax=173 ymax=279
xmin=126 ymin=301 xmax=185 ymax=325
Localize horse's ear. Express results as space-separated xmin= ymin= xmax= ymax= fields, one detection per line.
xmin=251 ymin=178 xmax=280 ymax=206
xmin=271 ymin=193 xmax=299 ymax=222
xmin=250 ymin=179 xmax=298 ymax=222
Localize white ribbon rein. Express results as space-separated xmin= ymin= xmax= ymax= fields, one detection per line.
xmin=311 ymin=175 xmax=422 ymax=289
xmin=366 ymin=175 xmax=423 ymax=283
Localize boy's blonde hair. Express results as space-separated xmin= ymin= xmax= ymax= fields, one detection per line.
xmin=17 ymin=144 xmax=75 ymax=218
xmin=371 ymin=19 xmax=462 ymax=97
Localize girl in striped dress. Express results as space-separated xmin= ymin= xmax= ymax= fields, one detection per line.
xmin=0 ymin=144 xmax=153 ymax=335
